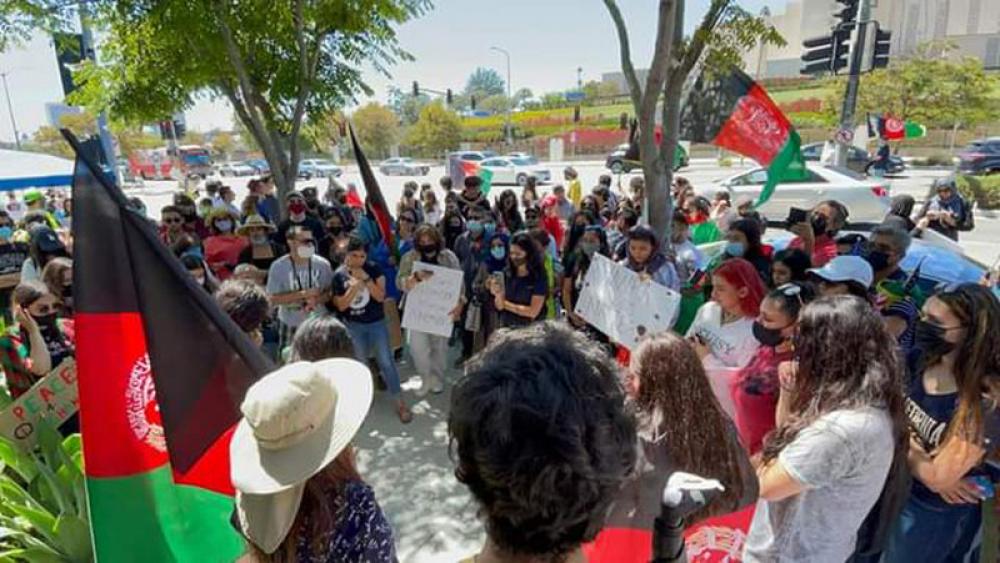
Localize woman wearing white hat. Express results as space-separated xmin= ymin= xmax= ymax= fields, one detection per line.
xmin=230 ymin=358 xmax=395 ymax=561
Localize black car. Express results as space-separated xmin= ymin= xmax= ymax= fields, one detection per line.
xmin=800 ymin=142 xmax=905 ymax=175
xmin=957 ymin=138 xmax=1000 ymax=175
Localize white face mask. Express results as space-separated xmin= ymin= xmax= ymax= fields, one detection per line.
xmin=194 ymin=276 xmax=206 ymax=286
xmin=296 ymin=245 xmax=315 ymax=259
xmin=216 ymin=220 xmax=233 ymax=233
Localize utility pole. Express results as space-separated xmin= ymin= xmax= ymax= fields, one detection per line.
xmin=835 ymin=0 xmax=871 ymax=167
xmin=79 ymin=2 xmax=119 ymax=182
xmin=491 ymin=46 xmax=513 ymax=146
xmin=0 ymin=72 xmax=21 ymax=150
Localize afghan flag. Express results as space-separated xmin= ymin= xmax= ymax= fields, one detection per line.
xmin=883 ymin=114 xmax=906 ymax=140
xmin=349 ymin=123 xmax=397 ymax=257
xmin=904 ymin=120 xmax=926 ymax=139
xmin=65 ymin=130 xmax=273 ymax=561
xmin=450 ymin=156 xmax=493 ymax=196
xmin=680 ymin=66 xmax=807 ymax=206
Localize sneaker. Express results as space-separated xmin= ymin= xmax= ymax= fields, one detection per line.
xmin=396 ymin=401 xmax=413 ymax=424
xmin=414 ymin=376 xmax=431 ymax=398
xmin=429 ymin=375 xmax=445 ymax=395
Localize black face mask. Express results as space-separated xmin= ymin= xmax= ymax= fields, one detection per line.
xmin=32 ymin=313 xmax=58 ymax=329
xmin=62 ymin=285 xmax=73 ymax=298
xmin=752 ymin=321 xmax=787 ymax=347
xmin=418 ymin=245 xmax=438 ymax=259
xmin=915 ymin=320 xmax=957 ymax=358
xmin=328 ymin=226 xmax=343 ymax=236
xmin=864 ymin=250 xmax=891 ymax=272
xmin=810 ymin=215 xmax=828 ymax=236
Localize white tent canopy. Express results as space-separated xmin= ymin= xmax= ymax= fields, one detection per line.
xmin=0 ymin=149 xmax=74 ymax=191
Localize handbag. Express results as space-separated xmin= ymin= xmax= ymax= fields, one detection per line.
xmin=464 ymin=301 xmax=482 ymax=333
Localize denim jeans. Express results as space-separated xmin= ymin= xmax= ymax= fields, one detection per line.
xmin=880 ymin=493 xmax=981 ymax=563
xmin=345 ymin=320 xmax=402 ymax=396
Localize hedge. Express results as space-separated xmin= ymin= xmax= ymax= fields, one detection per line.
xmin=957 ymin=174 xmax=1000 ymax=210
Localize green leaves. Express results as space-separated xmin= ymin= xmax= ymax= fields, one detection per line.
xmin=405 ymin=101 xmax=462 ymax=158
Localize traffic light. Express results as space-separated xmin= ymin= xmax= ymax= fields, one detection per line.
xmin=446 ymin=88 xmax=453 ymax=105
xmin=470 ymin=95 xmax=476 ymax=111
xmin=800 ymin=29 xmax=850 ymax=75
xmin=412 ymin=81 xmax=419 ymax=97
xmin=173 ymin=119 xmax=186 ymax=139
xmin=872 ymin=25 xmax=892 ymax=69
xmin=159 ymin=120 xmax=173 ymax=140
xmin=573 ymin=105 xmax=581 ymax=123
xmin=834 ymin=0 xmax=859 ymax=25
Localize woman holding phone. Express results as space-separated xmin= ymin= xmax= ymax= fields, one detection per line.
xmin=488 ymin=232 xmax=548 ymax=329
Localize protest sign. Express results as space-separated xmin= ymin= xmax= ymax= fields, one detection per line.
xmin=0 ymin=359 xmax=78 ymax=449
xmin=401 ymin=262 xmax=464 ymax=338
xmin=575 ymin=254 xmax=681 ymax=350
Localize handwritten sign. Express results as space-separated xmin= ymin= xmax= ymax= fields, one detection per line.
xmin=575 ymin=254 xmax=681 ymax=350
xmin=0 ymin=359 xmax=78 ymax=450
xmin=401 ymin=262 xmax=464 ymax=338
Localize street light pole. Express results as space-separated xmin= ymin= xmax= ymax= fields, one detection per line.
xmin=491 ymin=46 xmax=513 ymax=146
xmin=79 ymin=2 xmax=119 ymax=182
xmin=0 ymin=72 xmax=21 ymax=150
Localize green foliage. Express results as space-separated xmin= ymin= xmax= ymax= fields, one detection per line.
xmin=0 ymin=1 xmax=71 ymax=51
xmin=0 ymin=426 xmax=91 ymax=562
xmin=351 ymin=102 xmax=399 ymax=159
xmin=464 ymin=67 xmax=505 ymax=98
xmin=958 ymin=174 xmax=1000 ymax=210
xmin=698 ymin=4 xmax=787 ymax=78
xmin=826 ymin=40 xmax=999 ymax=129
xmin=387 ymin=86 xmax=430 ymax=125
xmin=910 ymin=153 xmax=955 ymax=167
xmin=478 ymin=94 xmax=510 ymax=114
xmin=405 ymin=101 xmax=461 ymax=157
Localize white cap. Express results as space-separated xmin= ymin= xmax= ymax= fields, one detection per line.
xmin=808 ymin=255 xmax=874 ymax=289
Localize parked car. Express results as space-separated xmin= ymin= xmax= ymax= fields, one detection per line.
xmin=712 ymin=163 xmax=891 ymax=224
xmin=216 ymin=161 xmax=256 ymax=177
xmin=480 ymin=157 xmax=552 ymax=186
xmin=504 ymin=152 xmax=539 ymax=165
xmin=449 ymin=151 xmax=487 ymax=163
xmin=379 ymin=157 xmax=431 ymax=176
xmin=246 ymin=158 xmax=270 ymax=174
xmin=298 ymin=159 xmax=342 ymax=179
xmin=606 ymin=142 xmax=688 ymax=174
xmin=800 ymin=142 xmax=904 ymax=175
xmin=957 ymin=138 xmax=1000 ymax=175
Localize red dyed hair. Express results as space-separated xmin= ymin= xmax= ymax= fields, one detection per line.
xmin=714 ymin=258 xmax=766 ymax=317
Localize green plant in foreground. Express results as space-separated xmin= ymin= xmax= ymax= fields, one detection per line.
xmin=0 ymin=423 xmax=91 ymax=563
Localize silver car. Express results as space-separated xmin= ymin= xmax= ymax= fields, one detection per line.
xmin=480 ymin=157 xmax=551 ymax=186
xmin=714 ymin=164 xmax=890 ymax=224
xmin=379 ymin=157 xmax=431 ymax=176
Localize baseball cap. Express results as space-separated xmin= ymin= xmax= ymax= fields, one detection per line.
xmin=808 ymin=255 xmax=874 ymax=289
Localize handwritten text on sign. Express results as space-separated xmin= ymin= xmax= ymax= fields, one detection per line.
xmin=0 ymin=359 xmax=78 ymax=449
xmin=575 ymin=254 xmax=681 ymax=350
xmin=401 ymin=262 xmax=464 ymax=338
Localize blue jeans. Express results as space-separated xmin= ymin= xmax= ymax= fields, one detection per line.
xmin=880 ymin=493 xmax=981 ymax=563
xmin=345 ymin=320 xmax=402 ymax=396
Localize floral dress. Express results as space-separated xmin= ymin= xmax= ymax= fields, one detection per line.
xmin=294 ymin=480 xmax=397 ymax=562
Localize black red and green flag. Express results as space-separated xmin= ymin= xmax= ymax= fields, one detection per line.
xmin=679 ymin=66 xmax=807 ymax=206
xmin=64 ymin=130 xmax=273 ymax=561
xmin=349 ymin=123 xmax=398 ymax=258
xmin=448 ymin=156 xmax=494 ymax=196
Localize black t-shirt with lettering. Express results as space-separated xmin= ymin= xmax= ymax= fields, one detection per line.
xmin=500 ymin=271 xmax=548 ymax=328
xmin=332 ymin=262 xmax=385 ymax=324
xmin=0 ymin=242 xmax=29 ymax=276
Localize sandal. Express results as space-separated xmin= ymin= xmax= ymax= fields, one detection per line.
xmin=397 ymin=402 xmax=413 ymax=424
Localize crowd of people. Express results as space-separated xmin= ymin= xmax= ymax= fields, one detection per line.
xmin=0 ymin=167 xmax=998 ymax=563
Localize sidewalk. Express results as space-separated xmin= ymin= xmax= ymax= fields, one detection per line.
xmin=354 ymin=354 xmax=484 ymax=563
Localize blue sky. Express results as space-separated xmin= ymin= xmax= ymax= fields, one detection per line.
xmin=0 ymin=0 xmax=785 ymax=141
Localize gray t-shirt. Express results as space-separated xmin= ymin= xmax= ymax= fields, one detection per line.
xmin=266 ymin=254 xmax=334 ymax=328
xmin=744 ymin=407 xmax=894 ymax=563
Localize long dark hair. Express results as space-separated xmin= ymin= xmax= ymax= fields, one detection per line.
xmin=631 ymin=333 xmax=751 ymax=515
xmin=508 ymin=231 xmax=545 ymax=283
xmin=563 ymin=210 xmax=597 ymax=257
xmin=728 ymin=218 xmax=766 ymax=261
xmin=928 ymin=284 xmax=1000 ymax=444
xmin=496 ymin=190 xmax=523 ymax=232
xmin=761 ymin=295 xmax=907 ymax=465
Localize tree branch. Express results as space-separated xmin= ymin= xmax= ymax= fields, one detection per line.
xmin=602 ymin=0 xmax=643 ymax=111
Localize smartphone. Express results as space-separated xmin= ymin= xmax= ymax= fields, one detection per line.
xmin=969 ymin=475 xmax=995 ymax=499
xmin=490 ymin=271 xmax=505 ymax=294
xmin=786 ymin=207 xmax=808 ymax=226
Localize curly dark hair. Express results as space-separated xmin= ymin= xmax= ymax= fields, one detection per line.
xmin=449 ymin=322 xmax=636 ymax=559
xmin=289 ymin=315 xmax=355 ymax=362
xmin=630 ymin=332 xmax=752 ymax=518
xmin=213 ymin=279 xmax=269 ymax=334
xmin=761 ymin=295 xmax=907 ymax=466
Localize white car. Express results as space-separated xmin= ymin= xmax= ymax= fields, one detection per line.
xmin=217 ymin=161 xmax=255 ymax=177
xmin=504 ymin=152 xmax=539 ymax=165
xmin=480 ymin=157 xmax=552 ymax=186
xmin=379 ymin=157 xmax=431 ymax=176
xmin=714 ymin=164 xmax=890 ymax=224
xmin=298 ymin=159 xmax=342 ymax=179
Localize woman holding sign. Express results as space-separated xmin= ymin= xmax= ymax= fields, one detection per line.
xmin=398 ymin=225 xmax=464 ymax=397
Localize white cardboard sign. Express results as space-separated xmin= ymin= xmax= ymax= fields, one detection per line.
xmin=401 ymin=261 xmax=464 ymax=338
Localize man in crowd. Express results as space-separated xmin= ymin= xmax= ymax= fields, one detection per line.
xmin=23 ymin=189 xmax=60 ymax=229
xmin=867 ymin=223 xmax=918 ymax=351
xmin=214 ymin=278 xmax=270 ymax=347
xmin=789 ymin=199 xmax=848 ymax=267
xmin=276 ymin=191 xmax=326 ymax=246
xmin=551 ymin=184 xmax=575 ymax=223
xmin=918 ymin=177 xmax=972 ymax=241
xmin=265 ymin=226 xmax=334 ymax=351
xmin=439 ymin=175 xmax=453 ymax=194
xmin=253 ymin=175 xmax=281 ymax=224
xmin=456 ymin=176 xmax=490 ymax=218
xmin=608 ymin=206 xmax=639 ymax=261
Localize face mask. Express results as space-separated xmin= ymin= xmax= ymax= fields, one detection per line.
xmin=490 ymin=246 xmax=506 ymax=260
xmin=31 ymin=312 xmax=58 ymax=328
xmin=0 ymin=226 xmax=13 ymax=239
xmin=580 ymin=241 xmax=599 ymax=258
xmin=483 ymin=222 xmax=496 ymax=237
xmin=62 ymin=285 xmax=72 ymax=298
xmin=468 ymin=221 xmax=484 ymax=235
xmin=810 ymin=215 xmax=828 ymax=236
xmin=193 ymin=276 xmax=206 ymax=286
xmin=251 ymin=234 xmax=269 ymax=245
xmin=296 ymin=245 xmax=315 ymax=259
xmin=328 ymin=226 xmax=343 ymax=236
xmin=725 ymin=241 xmax=746 ymax=258
xmin=864 ymin=250 xmax=891 ymax=272
xmin=448 ymin=220 xmax=462 ymax=230
xmin=752 ymin=321 xmax=787 ymax=347
xmin=215 ymin=220 xmax=233 ymax=233
xmin=418 ymin=244 xmax=438 ymax=258
xmin=182 ymin=248 xmax=204 ymax=261
xmin=915 ymin=320 xmax=957 ymax=357
xmin=288 ymin=202 xmax=307 ymax=215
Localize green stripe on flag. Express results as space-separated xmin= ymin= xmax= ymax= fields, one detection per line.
xmin=757 ymin=129 xmax=807 ymax=208
xmin=904 ymin=120 xmax=926 ymax=139
xmin=87 ymin=466 xmax=245 ymax=562
xmin=479 ymin=168 xmax=494 ymax=196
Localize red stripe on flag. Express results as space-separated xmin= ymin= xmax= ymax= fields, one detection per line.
xmin=713 ymin=83 xmax=792 ymax=168
xmin=173 ymin=426 xmax=236 ymax=496
xmin=77 ymin=312 xmax=168 ymax=477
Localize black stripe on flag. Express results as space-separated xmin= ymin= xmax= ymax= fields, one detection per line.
xmin=678 ymin=67 xmax=755 ymax=144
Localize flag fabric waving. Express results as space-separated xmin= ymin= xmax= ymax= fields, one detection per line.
xmin=883 ymin=115 xmax=906 ymax=140
xmin=680 ymin=67 xmax=807 ymax=206
xmin=349 ymin=123 xmax=398 ymax=257
xmin=65 ymin=130 xmax=273 ymax=562
xmin=449 ymin=156 xmax=494 ymax=196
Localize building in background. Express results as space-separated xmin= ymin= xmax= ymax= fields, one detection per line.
xmin=741 ymin=0 xmax=1000 ymax=78
xmin=44 ymin=102 xmax=82 ymax=127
